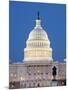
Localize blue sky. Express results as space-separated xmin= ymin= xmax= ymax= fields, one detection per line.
xmin=9 ymin=1 xmax=66 ymax=63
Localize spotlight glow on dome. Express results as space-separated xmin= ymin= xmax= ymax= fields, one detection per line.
xmin=24 ymin=13 xmax=53 ymax=61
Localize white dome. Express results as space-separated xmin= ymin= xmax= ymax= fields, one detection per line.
xmin=24 ymin=17 xmax=53 ymax=62
xmin=28 ymin=27 xmax=48 ymax=41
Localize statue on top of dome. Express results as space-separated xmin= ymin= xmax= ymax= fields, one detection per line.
xmin=37 ymin=11 xmax=40 ymax=20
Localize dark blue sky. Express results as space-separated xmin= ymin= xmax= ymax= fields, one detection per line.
xmin=9 ymin=1 xmax=66 ymax=63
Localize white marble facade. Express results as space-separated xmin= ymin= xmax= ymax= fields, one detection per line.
xmin=9 ymin=61 xmax=66 ymax=88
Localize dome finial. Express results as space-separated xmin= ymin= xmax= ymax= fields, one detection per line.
xmin=37 ymin=11 xmax=40 ymax=20
xmin=35 ymin=11 xmax=41 ymax=27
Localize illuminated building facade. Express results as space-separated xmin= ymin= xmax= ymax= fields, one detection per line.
xmin=9 ymin=13 xmax=66 ymax=89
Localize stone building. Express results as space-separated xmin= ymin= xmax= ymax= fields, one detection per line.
xmin=9 ymin=12 xmax=66 ymax=89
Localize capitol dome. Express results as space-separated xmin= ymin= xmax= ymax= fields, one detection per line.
xmin=24 ymin=12 xmax=53 ymax=61
xmin=28 ymin=27 xmax=48 ymax=41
